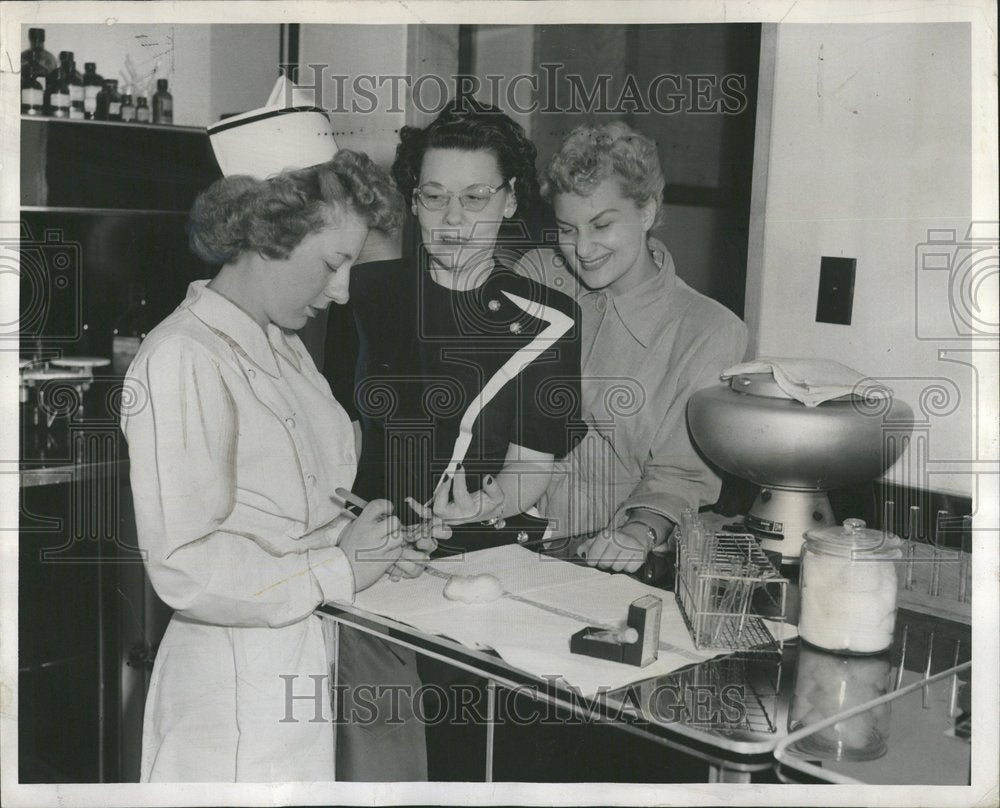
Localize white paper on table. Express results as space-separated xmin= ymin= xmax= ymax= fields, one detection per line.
xmin=348 ymin=545 xmax=717 ymax=698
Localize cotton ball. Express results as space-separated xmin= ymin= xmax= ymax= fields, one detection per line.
xmin=443 ymin=573 xmax=504 ymax=604
xmin=830 ymin=712 xmax=878 ymax=751
xmin=799 ymin=551 xmax=898 ymax=653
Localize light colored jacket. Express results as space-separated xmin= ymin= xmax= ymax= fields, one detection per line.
xmin=122 ymin=280 xmax=356 ymax=781
xmin=515 ymin=242 xmax=749 ymax=537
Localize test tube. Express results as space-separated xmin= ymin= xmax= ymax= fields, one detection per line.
xmin=948 ymin=640 xmax=962 ymax=717
xmin=905 ymin=506 xmax=920 ymax=590
xmin=894 ymin=623 xmax=908 ymax=690
xmin=922 ymin=631 xmax=935 ymax=709
xmin=930 ymin=510 xmax=947 ymax=597
xmin=882 ymin=498 xmax=896 ymax=537
xmin=959 ymin=515 xmax=972 ymax=603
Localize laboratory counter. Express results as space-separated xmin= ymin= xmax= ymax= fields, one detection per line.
xmin=317 ymin=558 xmax=972 ymax=785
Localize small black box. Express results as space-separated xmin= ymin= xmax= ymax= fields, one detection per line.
xmin=569 ymin=595 xmax=662 ymax=667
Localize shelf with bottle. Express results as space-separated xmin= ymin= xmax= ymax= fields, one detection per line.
xmin=22 ymin=27 xmax=178 ymax=126
xmin=19 ymin=114 xmax=206 ymax=134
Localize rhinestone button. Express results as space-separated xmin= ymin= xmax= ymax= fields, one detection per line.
xmin=285 ymin=417 xmax=296 ymax=428
xmin=516 ymin=530 xmax=529 ymax=544
xmin=509 ymin=322 xmax=521 ymax=334
xmin=488 ymin=299 xmax=501 ymax=312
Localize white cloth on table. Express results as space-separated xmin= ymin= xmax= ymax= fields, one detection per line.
xmin=122 ymin=280 xmax=358 ymax=782
xmin=353 ymin=545 xmax=716 ymax=698
xmin=721 ymin=357 xmax=890 ymax=407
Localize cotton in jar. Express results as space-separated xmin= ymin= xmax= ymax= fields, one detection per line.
xmin=798 ymin=518 xmax=902 ymax=654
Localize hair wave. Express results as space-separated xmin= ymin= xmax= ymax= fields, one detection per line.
xmin=541 ymin=121 xmax=665 ymax=226
xmin=188 ymin=150 xmax=403 ymax=265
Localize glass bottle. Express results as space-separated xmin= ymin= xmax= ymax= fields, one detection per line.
xmin=82 ymin=62 xmax=103 ymax=120
xmin=60 ymin=52 xmax=85 ymax=119
xmin=787 ymin=645 xmax=892 ymax=761
xmin=21 ymin=28 xmax=58 ymax=77
xmin=152 ymin=79 xmax=173 ymax=125
xmin=21 ymin=60 xmax=44 ymax=116
xmin=798 ymin=518 xmax=902 ymax=654
xmin=49 ymin=66 xmax=71 ymax=118
xmin=106 ymin=79 xmax=122 ymax=121
xmin=120 ymin=93 xmax=136 ymax=122
xmin=135 ymin=96 xmax=151 ymax=123
xmin=95 ymin=79 xmax=110 ymax=120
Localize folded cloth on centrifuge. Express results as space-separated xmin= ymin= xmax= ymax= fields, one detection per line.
xmin=347 ymin=545 xmax=715 ymax=698
xmin=721 ymin=357 xmax=891 ymax=407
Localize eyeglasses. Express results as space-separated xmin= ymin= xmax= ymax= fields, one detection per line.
xmin=413 ymin=181 xmax=509 ymax=212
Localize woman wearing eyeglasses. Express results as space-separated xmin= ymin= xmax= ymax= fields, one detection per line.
xmin=322 ymin=99 xmax=583 ymax=780
xmin=337 ymin=99 xmax=583 ymax=548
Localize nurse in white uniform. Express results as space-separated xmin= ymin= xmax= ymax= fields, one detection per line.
xmin=121 ymin=80 xmax=435 ymax=782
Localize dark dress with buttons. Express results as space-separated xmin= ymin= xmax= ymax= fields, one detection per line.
xmin=340 ymin=255 xmax=585 ymax=549
xmin=322 ymin=252 xmax=584 ymax=781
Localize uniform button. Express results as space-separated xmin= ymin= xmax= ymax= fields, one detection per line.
xmin=285 ymin=417 xmax=296 ymax=428
xmin=306 ymin=474 xmax=317 ymax=486
xmin=247 ymin=368 xmax=256 ymax=379
xmin=595 ymin=295 xmax=607 ymax=313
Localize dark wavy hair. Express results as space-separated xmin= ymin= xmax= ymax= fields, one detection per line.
xmin=391 ymin=97 xmax=539 ymax=215
xmin=187 ymin=149 xmax=403 ymax=265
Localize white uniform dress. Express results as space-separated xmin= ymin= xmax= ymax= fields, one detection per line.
xmin=122 ymin=280 xmax=358 ymax=782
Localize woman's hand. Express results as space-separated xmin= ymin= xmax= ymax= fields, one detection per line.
xmin=337 ymin=498 xmax=403 ymax=590
xmin=432 ymin=467 xmax=504 ymax=525
xmin=387 ymin=545 xmax=433 ymax=580
xmin=576 ymin=525 xmax=650 ymax=573
xmin=382 ymin=498 xmax=454 ymax=581
xmin=403 ymin=496 xmax=453 ymax=552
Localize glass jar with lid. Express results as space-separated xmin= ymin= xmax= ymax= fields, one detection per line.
xmin=798 ymin=518 xmax=902 ymax=654
xmin=788 ymin=644 xmax=892 ymax=761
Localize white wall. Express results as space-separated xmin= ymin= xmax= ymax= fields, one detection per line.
xmin=748 ymin=23 xmax=978 ymax=497
xmin=297 ymin=24 xmax=409 ymax=167
xmin=207 ymin=25 xmax=282 ymax=123
xmin=22 ymin=23 xmax=280 ymax=127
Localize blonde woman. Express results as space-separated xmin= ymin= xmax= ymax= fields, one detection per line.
xmin=519 ymin=121 xmax=748 ymax=571
xmin=123 ymin=148 xmax=438 ymax=782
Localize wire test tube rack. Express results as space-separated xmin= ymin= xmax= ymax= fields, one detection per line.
xmin=674 ymin=510 xmax=788 ymax=652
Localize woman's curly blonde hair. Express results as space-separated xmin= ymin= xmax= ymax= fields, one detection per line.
xmin=541 ymin=121 xmax=665 ymax=226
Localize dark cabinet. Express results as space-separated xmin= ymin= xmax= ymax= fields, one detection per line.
xmin=18 ymin=116 xmax=218 ymax=783
xmin=21 ymin=116 xmax=219 ymax=210
xmin=19 ymin=462 xmax=170 ymax=783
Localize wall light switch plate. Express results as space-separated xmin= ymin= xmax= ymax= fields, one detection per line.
xmin=816 ymin=256 xmax=856 ymax=325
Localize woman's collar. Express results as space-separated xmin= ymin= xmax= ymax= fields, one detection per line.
xmin=185 ymin=280 xmax=301 ymax=377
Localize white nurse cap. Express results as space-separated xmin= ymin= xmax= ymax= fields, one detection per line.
xmin=207 ymin=76 xmax=338 ymax=179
